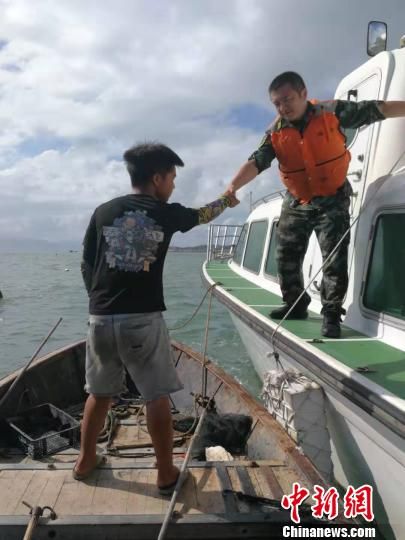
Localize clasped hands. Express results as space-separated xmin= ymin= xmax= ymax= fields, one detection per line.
xmin=223 ymin=187 xmax=240 ymax=208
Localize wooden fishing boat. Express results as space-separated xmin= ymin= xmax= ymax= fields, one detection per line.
xmin=0 ymin=340 xmax=362 ymax=539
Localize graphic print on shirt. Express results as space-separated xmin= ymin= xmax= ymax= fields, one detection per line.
xmin=103 ymin=211 xmax=164 ymax=272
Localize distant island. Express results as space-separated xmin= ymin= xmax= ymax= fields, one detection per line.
xmin=0 ymin=237 xmax=79 ymax=253
xmin=169 ymin=245 xmax=206 ymax=253
xmin=0 ymin=237 xmax=207 ymax=254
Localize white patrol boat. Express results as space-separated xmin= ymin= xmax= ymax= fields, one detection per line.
xmin=203 ymin=22 xmax=405 ymax=540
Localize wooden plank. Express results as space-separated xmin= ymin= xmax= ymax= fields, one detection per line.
xmin=71 ymin=477 xmax=98 ymax=516
xmin=54 ymin=471 xmax=97 ymax=516
xmin=0 ymin=470 xmax=35 ymax=515
xmin=42 ymin=454 xmax=78 ymax=464
xmin=227 ymin=467 xmax=249 ymax=514
xmin=113 ymin=424 xmax=151 ymax=446
xmin=125 ymin=469 xmax=150 ymax=515
xmin=34 ymin=470 xmax=65 ymax=511
xmin=246 ymin=467 xmax=265 ymax=497
xmin=257 ymin=465 xmax=284 ymax=500
xmin=13 ymin=470 xmax=49 ymax=515
xmin=272 ymin=465 xmax=310 ymax=495
xmin=236 ymin=466 xmax=256 ymax=497
xmin=193 ymin=466 xmax=225 ymax=515
xmin=175 ymin=468 xmax=199 ymax=515
xmin=215 ymin=465 xmax=238 ymax=515
xmin=0 ymin=459 xmax=284 ymax=471
xmin=142 ymin=469 xmax=165 ymax=515
xmin=91 ymin=469 xmax=131 ymax=515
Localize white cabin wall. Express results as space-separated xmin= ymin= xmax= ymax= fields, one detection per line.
xmin=343 ymin=49 xmax=405 ymax=339
xmin=368 ymin=51 xmax=405 ymax=185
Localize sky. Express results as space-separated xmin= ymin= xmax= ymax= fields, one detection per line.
xmin=0 ymin=0 xmax=404 ymax=248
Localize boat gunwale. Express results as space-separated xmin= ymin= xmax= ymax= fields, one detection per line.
xmin=202 ymin=262 xmax=405 ymax=439
xmin=0 ymin=338 xmax=330 ymax=490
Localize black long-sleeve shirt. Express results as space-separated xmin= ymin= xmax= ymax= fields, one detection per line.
xmin=81 ymin=194 xmax=231 ymax=314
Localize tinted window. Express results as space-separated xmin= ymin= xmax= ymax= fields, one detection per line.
xmin=342 ymin=126 xmax=358 ymax=148
xmin=243 ymin=220 xmax=268 ymax=273
xmin=264 ymin=221 xmax=279 ymax=278
xmin=364 ymin=213 xmax=405 ymax=320
xmin=233 ymin=224 xmax=248 ymax=265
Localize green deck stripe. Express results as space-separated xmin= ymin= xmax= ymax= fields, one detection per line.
xmin=206 ymin=262 xmax=405 ymax=400
xmin=315 ymin=339 xmax=405 ymax=386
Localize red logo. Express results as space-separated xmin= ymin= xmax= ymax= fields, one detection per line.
xmin=344 ymin=485 xmax=374 ymax=521
xmin=311 ymin=485 xmax=339 ymax=520
xmin=281 ymin=482 xmax=311 ymax=524
xmin=280 ymin=483 xmax=374 ymax=523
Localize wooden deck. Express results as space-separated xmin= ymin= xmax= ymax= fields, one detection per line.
xmin=0 ymin=341 xmax=363 ymax=539
xmin=0 ymin=402 xmax=318 ymax=539
xmin=0 ymin=457 xmax=291 ymax=517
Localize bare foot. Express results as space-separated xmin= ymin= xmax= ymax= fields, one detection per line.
xmin=74 ymin=453 xmax=102 ymax=476
xmin=157 ymin=465 xmax=180 ymax=489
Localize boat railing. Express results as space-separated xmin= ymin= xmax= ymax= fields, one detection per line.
xmin=206 ymin=223 xmax=244 ymax=262
xmin=251 ymin=189 xmax=286 ymax=210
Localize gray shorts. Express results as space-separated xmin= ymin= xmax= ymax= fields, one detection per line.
xmin=85 ymin=312 xmax=183 ymax=401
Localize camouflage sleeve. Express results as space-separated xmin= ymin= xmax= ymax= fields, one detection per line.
xmin=334 ymin=100 xmax=385 ymax=129
xmin=248 ymin=134 xmax=276 ymax=174
xmin=198 ymin=195 xmax=232 ymax=225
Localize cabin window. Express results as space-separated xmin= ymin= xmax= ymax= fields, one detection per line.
xmin=342 ymin=126 xmax=358 ymax=149
xmin=232 ymin=224 xmax=248 ymax=265
xmin=363 ymin=213 xmax=405 ymax=320
xmin=264 ymin=220 xmax=279 ymax=279
xmin=243 ymin=220 xmax=268 ymax=273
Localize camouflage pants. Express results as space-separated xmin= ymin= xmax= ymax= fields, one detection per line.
xmin=276 ymin=184 xmax=351 ymax=312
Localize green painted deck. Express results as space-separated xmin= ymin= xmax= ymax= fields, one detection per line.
xmin=206 ymin=261 xmax=405 ymax=400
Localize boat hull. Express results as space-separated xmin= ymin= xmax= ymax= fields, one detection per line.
xmin=230 ymin=312 xmax=404 ymax=540
xmin=1 ymin=340 xmax=352 ymax=540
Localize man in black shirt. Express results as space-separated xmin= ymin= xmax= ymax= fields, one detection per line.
xmin=74 ymin=143 xmax=238 ymax=493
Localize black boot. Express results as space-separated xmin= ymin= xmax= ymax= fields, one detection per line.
xmin=321 ymin=308 xmax=345 ymax=338
xmin=270 ymin=294 xmax=311 ymax=320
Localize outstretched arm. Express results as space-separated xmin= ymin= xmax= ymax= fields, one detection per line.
xmin=378 ymin=101 xmax=405 ymax=118
xmin=225 ymin=160 xmax=259 ymax=195
xmin=197 ymin=193 xmax=239 ymax=224
xmin=225 ymin=136 xmax=276 ymax=195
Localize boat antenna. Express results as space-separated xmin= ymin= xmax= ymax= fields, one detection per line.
xmin=0 ymin=318 xmax=63 ymax=414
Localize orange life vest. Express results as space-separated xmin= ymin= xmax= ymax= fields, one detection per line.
xmin=270 ymin=103 xmax=351 ymax=203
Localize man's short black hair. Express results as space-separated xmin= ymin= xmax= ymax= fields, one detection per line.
xmin=123 ymin=142 xmax=184 ymax=187
xmin=269 ymin=71 xmax=306 ymax=94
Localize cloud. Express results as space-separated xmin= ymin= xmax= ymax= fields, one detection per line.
xmin=0 ymin=0 xmax=403 ymax=245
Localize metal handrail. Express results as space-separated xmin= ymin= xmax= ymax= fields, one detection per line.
xmin=206 ymin=223 xmax=244 ymax=262
xmin=251 ymin=189 xmax=286 ymax=210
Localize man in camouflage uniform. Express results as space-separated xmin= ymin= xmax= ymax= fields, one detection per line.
xmin=227 ymin=71 xmax=405 ymax=337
